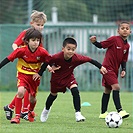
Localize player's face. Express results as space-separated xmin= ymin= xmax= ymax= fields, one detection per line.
xmin=28 ymin=38 xmax=40 ymax=51
xmin=62 ymin=43 xmax=77 ymax=60
xmin=30 ymin=20 xmax=44 ymax=32
xmin=118 ymin=23 xmax=131 ymax=39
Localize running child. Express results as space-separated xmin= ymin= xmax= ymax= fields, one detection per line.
xmin=33 ymin=37 xmax=107 ymax=122
xmin=4 ymin=10 xmax=47 ymax=121
xmin=0 ymin=28 xmax=52 ymax=124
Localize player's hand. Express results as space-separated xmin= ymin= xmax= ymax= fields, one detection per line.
xmin=120 ymin=70 xmax=126 ymax=78
xmin=33 ymin=73 xmax=41 ymax=81
xmin=47 ymin=65 xmax=61 ymax=73
xmin=90 ymin=36 xmax=97 ymax=43
xmin=100 ymin=66 xmax=107 ymax=74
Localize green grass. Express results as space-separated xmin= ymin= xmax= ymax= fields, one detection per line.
xmin=0 ymin=91 xmax=132 ymax=133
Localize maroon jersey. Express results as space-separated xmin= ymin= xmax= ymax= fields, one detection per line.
xmin=101 ymin=36 xmax=130 ymax=75
xmin=48 ymin=51 xmax=92 ymax=93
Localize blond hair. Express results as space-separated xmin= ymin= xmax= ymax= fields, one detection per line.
xmin=30 ymin=10 xmax=47 ymax=23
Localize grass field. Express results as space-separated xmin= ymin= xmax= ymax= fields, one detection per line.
xmin=0 ymin=91 xmax=132 ymax=133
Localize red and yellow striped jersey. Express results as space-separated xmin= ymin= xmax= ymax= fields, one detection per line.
xmin=7 ymin=46 xmax=50 ymax=75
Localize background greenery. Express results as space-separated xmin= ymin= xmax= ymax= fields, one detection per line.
xmin=0 ymin=0 xmax=133 ymax=24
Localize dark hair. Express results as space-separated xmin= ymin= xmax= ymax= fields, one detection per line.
xmin=118 ymin=21 xmax=130 ymax=29
xmin=23 ymin=28 xmax=42 ymax=44
xmin=63 ymin=37 xmax=77 ymax=47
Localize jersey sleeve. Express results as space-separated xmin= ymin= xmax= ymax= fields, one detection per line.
xmin=40 ymin=47 xmax=52 ymax=63
xmin=76 ymin=54 xmax=92 ymax=64
xmin=123 ymin=47 xmax=129 ymax=62
xmin=13 ymin=30 xmax=26 ymax=46
xmin=7 ymin=48 xmax=23 ymax=62
xmin=100 ymin=36 xmax=115 ymax=49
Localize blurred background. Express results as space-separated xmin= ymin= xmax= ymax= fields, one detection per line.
xmin=0 ymin=0 xmax=133 ymax=91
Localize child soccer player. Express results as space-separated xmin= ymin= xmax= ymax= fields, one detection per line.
xmin=0 ymin=28 xmax=52 ymax=124
xmin=90 ymin=21 xmax=131 ymax=119
xmin=33 ymin=37 xmax=107 ymax=122
xmin=4 ymin=10 xmax=47 ymax=121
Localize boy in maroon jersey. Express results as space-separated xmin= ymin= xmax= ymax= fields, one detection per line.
xmin=4 ymin=10 xmax=48 ymax=121
xmin=90 ymin=21 xmax=131 ymax=119
xmin=33 ymin=37 xmax=107 ymax=122
xmin=0 ymin=28 xmax=53 ymax=124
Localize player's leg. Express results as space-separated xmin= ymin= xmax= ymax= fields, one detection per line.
xmin=11 ymin=86 xmax=25 ymax=124
xmin=112 ymin=84 xmax=129 ymax=118
xmin=99 ymin=87 xmax=111 ymax=119
xmin=21 ymin=90 xmax=29 ymax=120
xmin=3 ymin=95 xmax=17 ymax=120
xmin=28 ymin=95 xmax=36 ymax=122
xmin=40 ymin=92 xmax=57 ymax=122
xmin=70 ymin=84 xmax=85 ymax=122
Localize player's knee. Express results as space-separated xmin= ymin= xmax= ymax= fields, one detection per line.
xmin=17 ymin=91 xmax=24 ymax=98
xmin=49 ymin=93 xmax=57 ymax=100
xmin=111 ymin=84 xmax=120 ymax=90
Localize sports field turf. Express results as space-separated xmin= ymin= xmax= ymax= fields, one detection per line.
xmin=0 ymin=91 xmax=132 ymax=133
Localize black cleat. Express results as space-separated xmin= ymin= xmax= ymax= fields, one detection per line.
xmin=20 ymin=112 xmax=29 ymax=121
xmin=4 ymin=105 xmax=14 ymax=120
xmin=21 ymin=112 xmax=36 ymax=121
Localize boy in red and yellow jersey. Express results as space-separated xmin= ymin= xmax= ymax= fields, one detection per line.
xmin=0 ymin=28 xmax=51 ymax=124
xmin=4 ymin=10 xmax=47 ymax=121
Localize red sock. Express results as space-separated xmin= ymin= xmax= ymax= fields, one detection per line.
xmin=9 ymin=95 xmax=17 ymax=109
xmin=15 ymin=97 xmax=22 ymax=117
xmin=29 ymin=101 xmax=36 ymax=112
xmin=21 ymin=91 xmax=29 ymax=113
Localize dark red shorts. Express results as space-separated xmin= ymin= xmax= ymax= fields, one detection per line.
xmin=102 ymin=71 xmax=118 ymax=90
xmin=50 ymin=77 xmax=78 ymax=93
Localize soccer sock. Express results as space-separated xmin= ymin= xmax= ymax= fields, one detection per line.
xmin=21 ymin=91 xmax=29 ymax=113
xmin=15 ymin=97 xmax=22 ymax=117
xmin=70 ymin=87 xmax=80 ymax=112
xmin=45 ymin=93 xmax=57 ymax=110
xmin=9 ymin=95 xmax=17 ymax=109
xmin=101 ymin=93 xmax=110 ymax=113
xmin=112 ymin=90 xmax=122 ymax=112
xmin=29 ymin=101 xmax=36 ymax=112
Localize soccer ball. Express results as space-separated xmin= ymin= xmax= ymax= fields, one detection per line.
xmin=105 ymin=111 xmax=123 ymax=128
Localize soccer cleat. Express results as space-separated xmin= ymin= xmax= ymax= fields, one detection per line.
xmin=99 ymin=112 xmax=108 ymax=119
xmin=11 ymin=116 xmax=20 ymax=124
xmin=20 ymin=112 xmax=28 ymax=121
xmin=3 ymin=105 xmax=14 ymax=120
xmin=28 ymin=111 xmax=35 ymax=122
xmin=75 ymin=112 xmax=86 ymax=122
xmin=119 ymin=110 xmax=129 ymax=119
xmin=40 ymin=108 xmax=50 ymax=122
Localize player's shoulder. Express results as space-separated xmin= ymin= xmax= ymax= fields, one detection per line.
xmin=13 ymin=46 xmax=26 ymax=55
xmin=37 ymin=46 xmax=49 ymax=54
xmin=38 ymin=46 xmax=47 ymax=51
xmin=51 ymin=51 xmax=63 ymax=60
xmin=108 ymin=35 xmax=117 ymax=39
xmin=17 ymin=29 xmax=27 ymax=36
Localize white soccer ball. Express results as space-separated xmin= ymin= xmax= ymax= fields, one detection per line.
xmin=105 ymin=111 xmax=123 ymax=128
